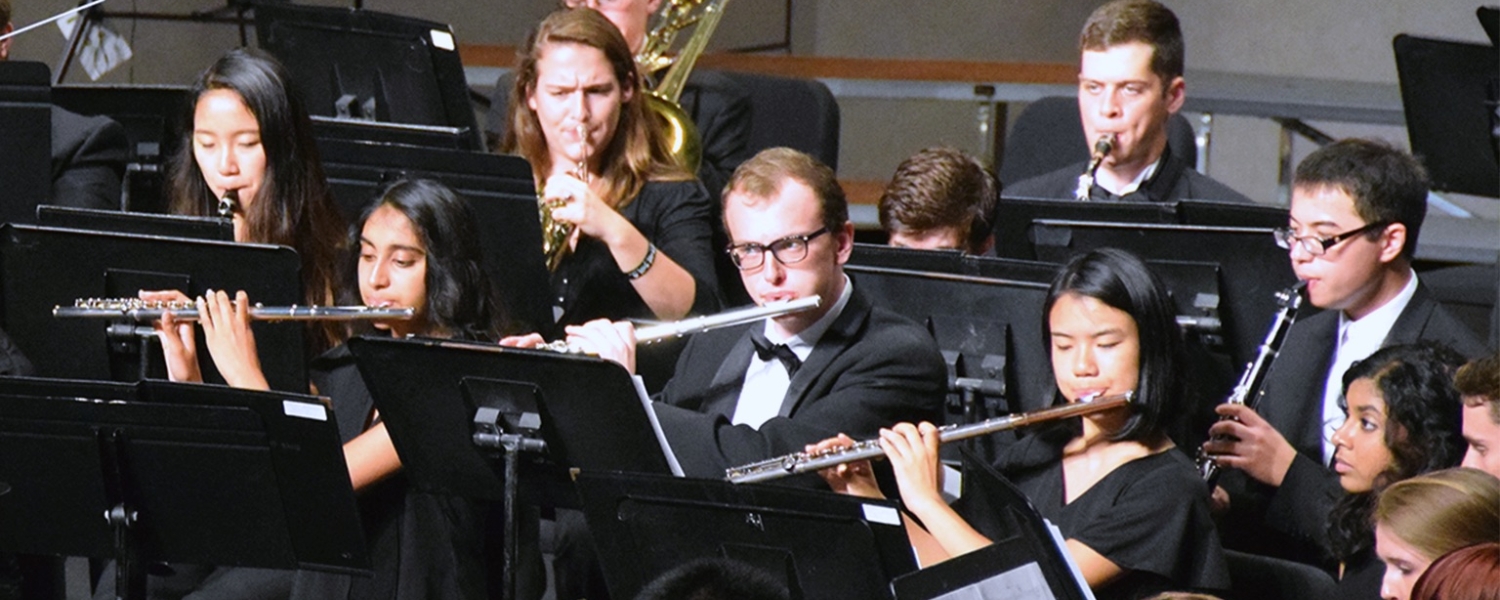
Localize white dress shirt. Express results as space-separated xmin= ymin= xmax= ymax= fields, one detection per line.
xmin=731 ymin=276 xmax=854 ymax=429
xmin=1320 ymin=271 xmax=1419 ymax=464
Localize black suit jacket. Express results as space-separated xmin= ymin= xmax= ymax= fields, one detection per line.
xmin=650 ymin=287 xmax=947 ymax=479
xmin=50 ymin=107 xmax=128 ymax=210
xmin=1221 ymin=281 xmax=1489 ymax=562
xmin=1006 ymin=144 xmax=1252 ymax=204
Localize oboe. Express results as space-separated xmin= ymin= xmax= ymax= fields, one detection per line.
xmin=1074 ymin=133 xmax=1117 ymax=201
xmin=726 ymin=391 xmax=1134 ymax=484
xmin=54 ymin=298 xmax=416 ymax=322
xmin=1196 ymin=283 xmax=1304 ymax=487
xmin=538 ymin=295 xmax=821 ymax=352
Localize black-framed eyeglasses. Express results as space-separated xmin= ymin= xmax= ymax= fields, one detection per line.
xmin=1273 ymin=221 xmax=1389 ymax=257
xmin=726 ymin=227 xmax=829 ymax=270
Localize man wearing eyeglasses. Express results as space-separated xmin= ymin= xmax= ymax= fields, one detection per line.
xmin=559 ymin=147 xmax=946 ymax=478
xmin=1203 ymin=138 xmax=1487 ymax=566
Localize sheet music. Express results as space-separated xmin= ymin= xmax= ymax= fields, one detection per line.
xmin=1046 ymin=520 xmax=1097 ymax=600
xmin=632 ymin=375 xmax=685 ymax=476
xmin=931 ymin=562 xmax=1055 ymax=600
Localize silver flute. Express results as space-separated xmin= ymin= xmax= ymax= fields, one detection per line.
xmin=539 ymin=295 xmax=821 ymax=351
xmin=1074 ymin=133 xmax=1117 ymax=201
xmin=54 ymin=298 xmax=416 ymax=322
xmin=726 ymin=391 xmax=1134 ymax=484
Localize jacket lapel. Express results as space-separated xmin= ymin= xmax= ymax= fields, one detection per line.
xmin=776 ymin=289 xmax=871 ymax=418
xmin=701 ymin=324 xmax=757 ymax=419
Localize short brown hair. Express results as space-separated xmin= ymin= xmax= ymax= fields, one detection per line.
xmin=723 ymin=147 xmax=847 ymax=235
xmin=1294 ymin=138 xmax=1429 ymax=261
xmin=1456 ymin=353 xmax=1500 ymax=424
xmin=1079 ymin=0 xmax=1184 ymax=84
xmin=1 ymin=0 xmax=10 ymax=27
xmin=878 ymin=147 xmax=998 ymax=253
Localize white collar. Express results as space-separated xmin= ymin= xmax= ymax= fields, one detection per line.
xmin=1337 ymin=269 xmax=1419 ymax=347
xmin=762 ymin=274 xmax=853 ymax=358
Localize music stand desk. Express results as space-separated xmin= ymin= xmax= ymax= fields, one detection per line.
xmin=577 ymin=470 xmax=919 ymax=600
xmin=0 ymin=377 xmax=369 ymax=600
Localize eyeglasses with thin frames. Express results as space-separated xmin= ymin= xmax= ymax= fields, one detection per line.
xmin=1273 ymin=221 xmax=1389 ymax=257
xmin=726 ymin=227 xmax=829 ymax=270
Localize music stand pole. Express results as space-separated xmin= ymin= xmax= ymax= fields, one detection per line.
xmin=473 ymin=410 xmax=546 ymax=600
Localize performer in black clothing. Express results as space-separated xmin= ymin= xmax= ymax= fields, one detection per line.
xmin=529 ymin=147 xmax=947 ymax=478
xmin=49 ymin=107 xmax=128 ymax=209
xmin=817 ymin=248 xmax=1230 ymax=600
xmin=150 ymin=179 xmax=524 ymax=600
xmin=1203 ymin=139 xmax=1488 ymax=566
xmin=485 ymin=0 xmax=753 ymax=202
xmin=512 ymin=147 xmax=945 ymax=600
xmin=1004 ymin=0 xmax=1251 ymax=204
xmin=2 ymin=2 xmax=129 ymax=211
xmin=160 ymin=47 xmax=347 ymax=355
xmin=1319 ymin=344 xmax=1468 ymax=600
xmin=500 ymin=8 xmax=720 ymax=327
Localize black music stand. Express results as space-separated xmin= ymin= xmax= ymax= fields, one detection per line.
xmin=848 ymin=265 xmax=1053 ymax=463
xmin=991 ymin=195 xmax=1177 ymax=261
xmin=1028 ymin=220 xmax=1296 ymax=369
xmin=255 ymin=4 xmax=483 ymax=151
xmin=36 ymin=205 xmax=234 ymax=241
xmin=0 ymin=377 xmax=369 ymax=600
xmin=1393 ymin=33 xmax=1500 ymax=198
xmin=346 ymin=335 xmax=678 ymax=600
xmin=316 ymin=139 xmax=553 ymax=335
xmin=0 ymin=61 xmax=53 ymax=225
xmin=850 ymin=243 xmax=967 ymax=273
xmin=576 ymin=470 xmax=919 ymax=600
xmin=0 ymin=224 xmax=307 ymax=390
xmin=1177 ymin=199 xmax=1288 ymax=228
xmin=891 ymin=450 xmax=1089 ymax=600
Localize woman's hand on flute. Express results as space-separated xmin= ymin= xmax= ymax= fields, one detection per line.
xmin=563 ymin=319 xmax=637 ymax=373
xmin=141 ymin=289 xmax=201 ymax=383
xmin=542 ymin=172 xmax=630 ymax=245
xmin=880 ymin=422 xmax=948 ymax=515
xmin=812 ymin=434 xmax=884 ymax=499
xmin=197 ymin=290 xmax=269 ymax=391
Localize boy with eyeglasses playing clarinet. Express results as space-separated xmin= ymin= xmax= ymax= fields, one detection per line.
xmin=1202 ymin=138 xmax=1489 ymax=569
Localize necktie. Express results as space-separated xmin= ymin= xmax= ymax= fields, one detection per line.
xmin=749 ymin=328 xmax=802 ymax=377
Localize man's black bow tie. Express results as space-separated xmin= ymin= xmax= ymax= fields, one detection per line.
xmin=749 ymin=328 xmax=802 ymax=376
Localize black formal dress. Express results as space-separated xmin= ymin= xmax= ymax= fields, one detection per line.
xmin=550 ymin=179 xmax=720 ymax=326
xmin=959 ymin=426 xmax=1231 ymax=600
xmin=1218 ymin=283 xmax=1489 ymax=565
xmin=51 ymin=106 xmax=128 ymax=210
xmin=1005 ymin=145 xmax=1252 ymax=204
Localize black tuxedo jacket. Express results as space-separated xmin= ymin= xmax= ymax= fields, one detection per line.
xmin=51 ymin=107 xmax=127 ymax=210
xmin=1221 ymin=281 xmax=1488 ymax=562
xmin=1006 ymin=144 xmax=1252 ymax=204
xmin=650 ymin=287 xmax=947 ymax=479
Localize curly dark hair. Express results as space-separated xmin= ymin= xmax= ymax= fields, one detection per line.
xmin=339 ymin=179 xmax=509 ymax=342
xmin=1325 ymin=342 xmax=1467 ymax=561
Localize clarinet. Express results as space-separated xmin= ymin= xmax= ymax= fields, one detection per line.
xmin=1197 ymin=283 xmax=1305 ymax=488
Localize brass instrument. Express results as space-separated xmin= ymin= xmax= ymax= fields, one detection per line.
xmin=726 ymin=391 xmax=1135 ymax=484
xmin=635 ymin=0 xmax=733 ymax=172
xmin=538 ymin=294 xmax=820 ymax=352
xmin=1074 ymin=133 xmax=1117 ymax=201
xmin=540 ymin=125 xmax=590 ymax=272
xmin=1197 ymin=283 xmax=1304 ymax=487
xmin=55 ymin=298 xmax=416 ymax=322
